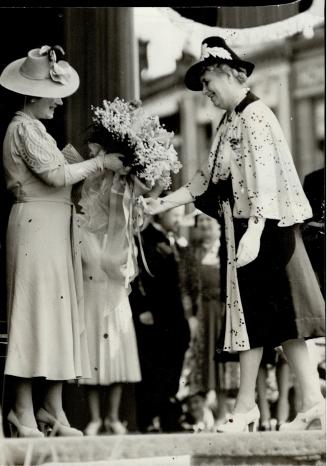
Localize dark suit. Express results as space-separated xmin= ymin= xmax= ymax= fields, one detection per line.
xmin=130 ymin=223 xmax=190 ymax=432
xmin=302 ymin=168 xmax=325 ymax=295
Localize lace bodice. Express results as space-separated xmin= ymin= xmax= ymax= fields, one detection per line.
xmin=3 ymin=112 xmax=70 ymax=200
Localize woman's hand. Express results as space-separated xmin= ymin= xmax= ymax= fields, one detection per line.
xmin=146 ymin=180 xmax=164 ymax=199
xmin=102 ymin=152 xmax=131 ymax=175
xmin=143 ymin=197 xmax=170 ymax=216
xmin=131 ymin=175 xmax=152 ymax=197
xmin=139 ymin=311 xmax=154 ymax=326
xmin=88 ymin=144 xmax=131 ymax=175
xmin=236 ymin=217 xmax=265 ymax=268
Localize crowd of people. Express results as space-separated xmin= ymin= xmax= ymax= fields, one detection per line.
xmin=0 ymin=36 xmax=325 ymax=438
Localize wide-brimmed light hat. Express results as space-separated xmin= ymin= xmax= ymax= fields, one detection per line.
xmin=185 ymin=36 xmax=255 ymax=91
xmin=0 ymin=45 xmax=79 ymax=98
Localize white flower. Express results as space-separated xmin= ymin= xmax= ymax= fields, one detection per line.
xmin=200 ymin=44 xmax=232 ymax=61
xmin=176 ymin=237 xmax=188 ymax=248
xmin=89 ymin=97 xmax=182 ymax=188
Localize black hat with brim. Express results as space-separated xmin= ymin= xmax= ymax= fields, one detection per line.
xmin=184 ymin=36 xmax=255 ymax=92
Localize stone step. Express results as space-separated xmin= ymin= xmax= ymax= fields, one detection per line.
xmin=0 ymin=431 xmax=325 ymax=466
xmin=37 ymin=457 xmax=192 ymax=466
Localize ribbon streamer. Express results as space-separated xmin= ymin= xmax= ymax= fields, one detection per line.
xmin=101 ymin=174 xmax=153 ymax=293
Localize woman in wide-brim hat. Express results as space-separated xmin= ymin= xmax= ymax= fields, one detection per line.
xmin=144 ymin=36 xmax=325 ymax=433
xmin=0 ymin=45 xmax=127 ymax=437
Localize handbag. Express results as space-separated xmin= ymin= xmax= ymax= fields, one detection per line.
xmin=194 ymin=116 xmax=233 ymax=219
xmin=193 ymin=179 xmax=224 ymax=220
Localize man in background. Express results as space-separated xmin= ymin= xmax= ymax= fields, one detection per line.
xmin=131 ymin=206 xmax=192 ymax=433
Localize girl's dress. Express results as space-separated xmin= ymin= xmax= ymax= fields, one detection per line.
xmin=186 ymin=241 xmax=222 ymax=392
xmin=78 ymin=172 xmax=141 ymax=385
xmin=187 ymin=92 xmax=325 ymax=353
xmin=3 ymin=112 xmax=90 ymax=380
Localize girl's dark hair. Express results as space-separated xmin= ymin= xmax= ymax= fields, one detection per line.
xmin=86 ymin=124 xmax=138 ymax=169
xmin=86 ymin=125 xmax=116 ymax=153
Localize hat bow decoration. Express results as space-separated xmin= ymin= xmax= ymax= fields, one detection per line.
xmin=39 ymin=45 xmax=72 ymax=85
xmin=200 ymin=44 xmax=233 ymax=61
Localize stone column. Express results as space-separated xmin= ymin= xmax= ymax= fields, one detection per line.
xmin=179 ymin=94 xmax=198 ymax=185
xmin=293 ymin=98 xmax=315 ymax=181
xmin=292 ymin=51 xmax=324 ymax=181
xmin=63 ymin=7 xmax=139 ymax=152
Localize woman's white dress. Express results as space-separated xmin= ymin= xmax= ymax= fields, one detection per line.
xmin=3 ymin=112 xmax=90 ymax=380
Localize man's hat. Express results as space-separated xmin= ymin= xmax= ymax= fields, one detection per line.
xmin=184 ymin=36 xmax=255 ymax=91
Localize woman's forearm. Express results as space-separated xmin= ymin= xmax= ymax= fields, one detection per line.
xmin=160 ymin=186 xmax=194 ymax=209
xmin=39 ymin=165 xmax=66 ymax=187
xmin=38 ymin=154 xmax=105 ymax=188
xmin=144 ymin=182 xmax=197 ymax=215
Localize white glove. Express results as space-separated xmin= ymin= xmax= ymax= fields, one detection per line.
xmin=143 ymin=197 xmax=167 ymax=215
xmin=64 ymin=152 xmax=105 ymax=185
xmin=139 ymin=311 xmax=154 ymax=326
xmin=103 ymin=152 xmax=131 ymax=175
xmin=236 ymin=217 xmax=265 ymax=268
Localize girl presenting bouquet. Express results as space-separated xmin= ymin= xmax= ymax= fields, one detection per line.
xmin=78 ymin=159 xmax=141 ymax=435
xmin=78 ymin=98 xmax=182 ymax=434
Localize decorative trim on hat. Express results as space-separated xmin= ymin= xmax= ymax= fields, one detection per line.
xmin=200 ymin=44 xmax=232 ymax=61
xmin=40 ymin=45 xmax=73 ymax=85
xmin=50 ymin=61 xmax=73 ymax=85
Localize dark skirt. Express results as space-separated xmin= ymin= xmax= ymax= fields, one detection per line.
xmin=195 ymin=178 xmax=325 ymax=351
xmin=232 ymin=219 xmax=324 ymax=348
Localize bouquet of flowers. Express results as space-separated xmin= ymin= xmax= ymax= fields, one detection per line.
xmin=88 ymin=97 xmax=182 ymax=190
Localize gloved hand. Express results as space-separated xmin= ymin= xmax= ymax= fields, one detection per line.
xmin=103 ymin=152 xmax=131 ymax=175
xmin=63 ymin=152 xmax=105 ymax=185
xmin=88 ymin=143 xmax=131 ymax=175
xmin=236 ymin=217 xmax=265 ymax=268
xmin=139 ymin=311 xmax=154 ymax=326
xmin=143 ymin=197 xmax=168 ymax=215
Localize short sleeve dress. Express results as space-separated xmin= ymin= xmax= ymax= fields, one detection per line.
xmin=3 ymin=111 xmax=90 ymax=380
xmin=187 ymin=92 xmax=325 ymax=353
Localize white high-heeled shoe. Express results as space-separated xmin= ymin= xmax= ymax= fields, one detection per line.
xmin=7 ymin=410 xmax=44 ymax=438
xmin=216 ymin=405 xmax=260 ymax=433
xmin=279 ymin=400 xmax=325 ymax=431
xmin=36 ymin=408 xmax=83 ymax=437
xmin=84 ymin=419 xmax=102 ymax=436
xmin=104 ymin=418 xmax=127 ymax=435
